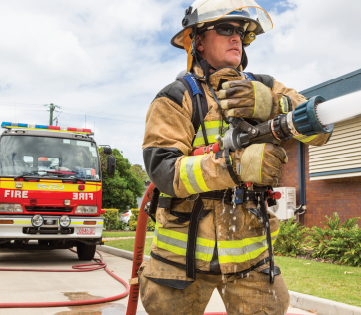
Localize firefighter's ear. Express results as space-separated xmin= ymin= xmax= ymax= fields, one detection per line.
xmin=196 ymin=35 xmax=204 ymax=52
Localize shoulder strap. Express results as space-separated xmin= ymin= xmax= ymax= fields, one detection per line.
xmin=243 ymin=72 xmax=256 ymax=81
xmin=244 ymin=72 xmax=274 ymax=90
xmin=178 ymin=74 xmax=209 ymax=145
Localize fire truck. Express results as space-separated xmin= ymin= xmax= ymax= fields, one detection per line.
xmin=0 ymin=122 xmax=115 ymax=260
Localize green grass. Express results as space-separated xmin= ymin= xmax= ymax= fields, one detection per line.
xmin=105 ymin=238 xmax=153 ymax=254
xmin=103 ymin=238 xmax=361 ymax=307
xmin=102 ymin=231 xmax=154 ymax=238
xmin=275 ymin=256 xmax=361 ymax=307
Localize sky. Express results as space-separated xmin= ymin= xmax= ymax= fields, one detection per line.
xmin=0 ymin=0 xmax=361 ymax=167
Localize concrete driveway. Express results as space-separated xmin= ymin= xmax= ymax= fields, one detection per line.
xmin=0 ymin=248 xmax=314 ymax=314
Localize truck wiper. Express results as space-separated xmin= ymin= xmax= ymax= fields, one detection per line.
xmin=15 ymin=170 xmax=70 ymax=180
xmin=62 ymin=176 xmax=86 ymax=183
xmin=15 ymin=171 xmax=42 ymax=179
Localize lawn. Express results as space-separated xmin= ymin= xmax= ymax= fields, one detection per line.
xmin=102 ymin=231 xmax=154 ymax=238
xmin=104 ymin=238 xmax=361 ymax=307
xmin=105 ymin=238 xmax=153 ymax=253
xmin=275 ymin=256 xmax=361 ymax=307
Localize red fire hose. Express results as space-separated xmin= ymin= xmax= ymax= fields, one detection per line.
xmin=0 ymin=249 xmax=129 ymax=308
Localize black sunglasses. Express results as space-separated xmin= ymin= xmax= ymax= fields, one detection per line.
xmin=199 ymin=23 xmax=245 ymax=39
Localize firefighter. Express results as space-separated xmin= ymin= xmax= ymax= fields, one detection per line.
xmin=141 ymin=1 xmax=330 ymax=314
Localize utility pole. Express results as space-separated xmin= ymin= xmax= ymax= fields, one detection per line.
xmin=44 ymin=103 xmax=61 ymax=126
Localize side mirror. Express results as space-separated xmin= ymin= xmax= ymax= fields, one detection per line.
xmin=103 ymin=147 xmax=112 ymax=155
xmin=107 ymin=155 xmax=116 ymax=176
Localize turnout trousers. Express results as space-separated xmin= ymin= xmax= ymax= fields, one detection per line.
xmin=139 ymin=257 xmax=290 ymax=315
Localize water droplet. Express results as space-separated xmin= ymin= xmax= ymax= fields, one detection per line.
xmin=222 ymin=288 xmax=225 ymax=295
xmin=233 ymin=216 xmax=236 ymax=221
xmin=246 ymin=273 xmax=249 ymax=278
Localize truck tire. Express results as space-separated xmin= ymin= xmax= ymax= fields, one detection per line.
xmin=77 ymin=242 xmax=96 ymax=261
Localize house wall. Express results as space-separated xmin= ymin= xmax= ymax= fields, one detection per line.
xmin=278 ymin=139 xmax=361 ymax=228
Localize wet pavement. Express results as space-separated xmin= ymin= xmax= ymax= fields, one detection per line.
xmin=0 ymin=248 xmax=315 ymax=314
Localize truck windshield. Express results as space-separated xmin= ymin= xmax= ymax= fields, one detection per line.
xmin=0 ymin=135 xmax=100 ymax=180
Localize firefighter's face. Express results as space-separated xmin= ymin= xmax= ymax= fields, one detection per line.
xmin=196 ymin=22 xmax=243 ymax=70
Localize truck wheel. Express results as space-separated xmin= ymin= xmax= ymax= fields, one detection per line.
xmin=77 ymin=242 xmax=96 ymax=261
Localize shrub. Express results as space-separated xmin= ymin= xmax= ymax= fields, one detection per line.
xmin=102 ymin=208 xmax=119 ymax=230
xmin=274 ymin=219 xmax=309 ymax=257
xmin=307 ymin=213 xmax=360 ymax=266
xmin=128 ymin=209 xmax=155 ymax=231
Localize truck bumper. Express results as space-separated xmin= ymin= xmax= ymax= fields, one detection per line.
xmin=0 ymin=215 xmax=103 ymax=239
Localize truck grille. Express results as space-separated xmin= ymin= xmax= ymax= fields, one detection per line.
xmin=26 ymin=207 xmax=73 ymax=212
xmin=23 ymin=227 xmax=74 ymax=235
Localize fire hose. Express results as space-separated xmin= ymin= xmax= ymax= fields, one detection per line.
xmin=0 ymin=249 xmax=130 ymax=308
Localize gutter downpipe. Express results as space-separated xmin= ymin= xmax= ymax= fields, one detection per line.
xmin=298 ymin=142 xmax=306 ymax=225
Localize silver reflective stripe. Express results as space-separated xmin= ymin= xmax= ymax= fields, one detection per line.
xmin=195 ymin=126 xmax=220 ymax=138
xmin=154 ymin=228 xmax=214 ymax=256
xmin=185 ymin=156 xmax=203 ymax=193
xmin=218 ymin=235 xmax=277 ymax=257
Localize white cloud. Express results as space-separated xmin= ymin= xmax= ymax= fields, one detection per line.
xmin=246 ymin=0 xmax=361 ymax=91
xmin=0 ymin=0 xmax=360 ymax=167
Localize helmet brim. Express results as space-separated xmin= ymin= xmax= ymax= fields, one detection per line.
xmin=171 ymin=15 xmax=263 ymax=49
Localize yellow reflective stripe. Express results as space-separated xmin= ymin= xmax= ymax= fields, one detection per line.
xmin=294 ymin=135 xmax=318 ymax=143
xmin=193 ymin=135 xmax=217 ymax=146
xmin=153 ymin=222 xmax=215 ymax=262
xmin=259 ymin=143 xmax=266 ymax=183
xmin=154 ymin=238 xmax=186 ymax=256
xmin=156 ymin=222 xmax=188 ymax=241
xmin=153 ymin=238 xmax=211 ymax=261
xmin=72 ymin=222 xmax=83 ymax=224
xmin=217 ymin=229 xmax=279 ymax=264
xmin=192 ymin=120 xmax=229 ymax=147
xmin=218 ymin=229 xmax=279 ymax=249
xmin=180 ymin=157 xmax=197 ymax=195
xmin=97 ymin=222 xmax=103 ymax=225
xmin=193 ymin=156 xmax=211 ymax=193
xmin=218 ymin=241 xmax=276 ymax=264
xmin=251 ymin=81 xmax=257 ymax=118
xmin=203 ymin=120 xmax=222 ymax=129
xmin=14 ymin=221 xmax=31 ymax=224
xmin=159 ymin=192 xmax=173 ymax=198
xmin=280 ymin=96 xmax=289 ymax=114
xmin=180 ymin=156 xmax=210 ymax=194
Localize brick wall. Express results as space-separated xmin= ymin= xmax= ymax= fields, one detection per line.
xmin=278 ymin=139 xmax=361 ymax=228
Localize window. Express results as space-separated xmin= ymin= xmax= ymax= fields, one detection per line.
xmin=309 ymin=116 xmax=361 ymax=180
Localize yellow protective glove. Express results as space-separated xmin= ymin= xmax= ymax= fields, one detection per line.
xmin=218 ymin=80 xmax=292 ymax=121
xmin=232 ymin=143 xmax=288 ymax=186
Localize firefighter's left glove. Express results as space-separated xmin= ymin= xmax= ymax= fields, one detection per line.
xmin=232 ymin=143 xmax=288 ymax=186
xmin=218 ymin=80 xmax=292 ymax=121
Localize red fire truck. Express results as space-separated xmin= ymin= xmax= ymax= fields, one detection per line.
xmin=0 ymin=122 xmax=115 ymax=260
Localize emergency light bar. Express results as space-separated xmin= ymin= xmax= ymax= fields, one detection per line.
xmin=1 ymin=122 xmax=92 ymax=134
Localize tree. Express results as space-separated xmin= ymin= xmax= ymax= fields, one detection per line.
xmin=131 ymin=164 xmax=150 ymax=182
xmin=99 ymin=148 xmax=145 ymax=212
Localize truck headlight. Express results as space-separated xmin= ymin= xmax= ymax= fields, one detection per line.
xmin=32 ymin=215 xmax=44 ymax=227
xmin=75 ymin=206 xmax=98 ymax=214
xmin=59 ymin=215 xmax=71 ymax=227
xmin=0 ymin=204 xmax=23 ymax=213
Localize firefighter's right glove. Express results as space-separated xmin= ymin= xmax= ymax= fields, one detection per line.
xmin=218 ymin=80 xmax=292 ymax=121
xmin=232 ymin=143 xmax=288 ymax=186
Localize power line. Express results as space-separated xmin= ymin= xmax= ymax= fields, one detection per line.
xmin=0 ymin=103 xmax=145 ymax=120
